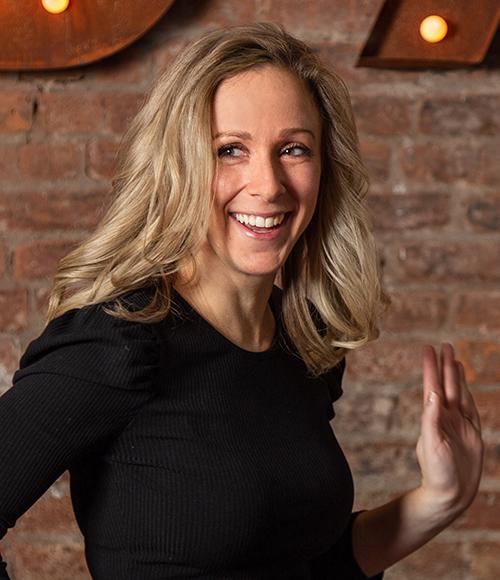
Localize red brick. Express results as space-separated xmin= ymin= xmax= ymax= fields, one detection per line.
xmin=400 ymin=143 xmax=481 ymax=184
xmin=337 ymin=388 xmax=433 ymax=440
xmin=483 ymin=443 xmax=500 ymax=479
xmin=381 ymin=290 xmax=448 ymax=332
xmin=343 ymin=442 xmax=418 ymax=478
xmin=420 ymin=96 xmax=500 ymax=136
xmin=470 ymin=390 xmax=500 ymax=430
xmin=334 ymin=390 xmax=398 ymax=436
xmin=20 ymin=50 xmax=150 ymax=86
xmin=85 ymin=44 xmax=150 ymax=84
xmin=86 ymin=138 xmax=121 ymax=180
xmin=386 ymin=541 xmax=468 ymax=579
xmin=37 ymin=93 xmax=105 ymax=134
xmin=152 ymin=37 xmax=192 ymax=75
xmin=351 ymin=96 xmax=411 ymax=136
xmin=103 ymin=92 xmax=147 ymax=134
xmin=259 ymin=0 xmax=380 ymax=34
xmin=368 ymin=193 xmax=450 ymax=231
xmin=0 ymin=92 xmax=33 ymax=133
xmin=352 ymin=488 xmax=395 ymax=512
xmin=0 ymin=289 xmax=28 ymax=331
xmin=14 ymin=239 xmax=82 ymax=281
xmin=9 ymin=542 xmax=89 ymax=580
xmin=347 ymin=339 xmax=423 ymax=385
xmin=401 ymin=143 xmax=500 ymax=186
xmin=454 ymin=292 xmax=500 ymax=332
xmin=477 ymin=147 xmax=500 ymax=186
xmin=471 ymin=541 xmax=500 ymax=580
xmin=0 ymin=337 xmax=22 ymax=393
xmin=392 ymin=389 xmax=423 ymax=436
xmin=460 ymin=192 xmax=500 ymax=232
xmin=159 ymin=0 xmax=258 ymax=32
xmin=20 ymin=70 xmax=85 ymax=83
xmin=14 ymin=483 xmax=78 ymax=535
xmin=386 ymin=241 xmax=500 ymax=284
xmin=456 ymin=341 xmax=500 ymax=385
xmin=359 ymin=140 xmax=390 ymax=183
xmin=0 ymin=243 xmax=5 ymax=278
xmin=17 ymin=142 xmax=83 ymax=180
xmin=0 ymin=145 xmax=20 ymax=180
xmin=0 ymin=190 xmax=105 ymax=231
xmin=313 ymin=41 xmax=421 ymax=87
xmin=452 ymin=492 xmax=500 ymax=530
xmin=0 ymin=71 xmax=18 ymax=84
xmin=35 ymin=286 xmax=52 ymax=317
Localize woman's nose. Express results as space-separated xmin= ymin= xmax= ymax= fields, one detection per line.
xmin=247 ymin=154 xmax=285 ymax=202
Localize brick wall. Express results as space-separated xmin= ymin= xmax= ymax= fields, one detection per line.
xmin=0 ymin=1 xmax=499 ymax=578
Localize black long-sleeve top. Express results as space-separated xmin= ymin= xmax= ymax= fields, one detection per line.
xmin=0 ymin=284 xmax=384 ymax=579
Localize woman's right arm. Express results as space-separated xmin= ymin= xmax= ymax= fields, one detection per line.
xmin=0 ymin=299 xmax=159 ymax=578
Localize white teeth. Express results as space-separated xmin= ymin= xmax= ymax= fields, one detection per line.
xmin=233 ymin=212 xmax=286 ymax=228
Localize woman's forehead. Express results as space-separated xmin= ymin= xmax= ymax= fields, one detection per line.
xmin=211 ymin=65 xmax=321 ymax=137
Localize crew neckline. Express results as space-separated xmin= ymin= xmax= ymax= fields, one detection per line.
xmin=171 ymin=285 xmax=282 ymax=356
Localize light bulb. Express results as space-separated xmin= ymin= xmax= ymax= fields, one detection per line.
xmin=41 ymin=0 xmax=70 ymax=14
xmin=419 ymin=15 xmax=448 ymax=43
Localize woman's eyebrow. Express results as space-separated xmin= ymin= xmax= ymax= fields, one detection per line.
xmin=213 ymin=130 xmax=253 ymax=140
xmin=279 ymin=127 xmax=317 ymax=140
xmin=213 ymin=128 xmax=317 ymax=140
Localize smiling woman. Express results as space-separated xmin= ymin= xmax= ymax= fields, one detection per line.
xmin=0 ymin=21 xmax=483 ymax=580
xmin=177 ymin=64 xmax=324 ymax=350
xmin=45 ymin=22 xmax=386 ymax=372
xmin=208 ymin=66 xmax=321 ymax=269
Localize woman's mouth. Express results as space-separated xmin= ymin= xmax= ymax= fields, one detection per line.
xmin=229 ymin=211 xmax=290 ymax=239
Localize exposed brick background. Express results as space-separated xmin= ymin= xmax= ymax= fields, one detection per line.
xmin=1 ymin=0 xmax=499 ymax=578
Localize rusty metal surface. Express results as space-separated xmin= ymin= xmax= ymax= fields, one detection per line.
xmin=358 ymin=0 xmax=500 ymax=69
xmin=0 ymin=0 xmax=175 ymax=70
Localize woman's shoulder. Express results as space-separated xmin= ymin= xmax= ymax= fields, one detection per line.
xmin=13 ymin=285 xmax=160 ymax=391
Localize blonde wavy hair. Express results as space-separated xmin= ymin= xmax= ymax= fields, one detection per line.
xmin=46 ymin=22 xmax=389 ymax=376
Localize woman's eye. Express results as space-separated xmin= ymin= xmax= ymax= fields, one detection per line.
xmin=282 ymin=144 xmax=312 ymax=157
xmin=217 ymin=144 xmax=244 ymax=158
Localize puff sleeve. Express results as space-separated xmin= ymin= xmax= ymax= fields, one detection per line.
xmin=0 ymin=300 xmax=159 ymax=578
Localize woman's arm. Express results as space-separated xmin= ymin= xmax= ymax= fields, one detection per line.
xmin=351 ymin=343 xmax=484 ymax=577
xmin=0 ymin=300 xmax=158 ymax=578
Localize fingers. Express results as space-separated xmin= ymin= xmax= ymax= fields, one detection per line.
xmin=442 ymin=343 xmax=460 ymax=408
xmin=423 ymin=343 xmax=465 ymax=410
xmin=420 ymin=350 xmax=444 ymax=447
xmin=457 ymin=361 xmax=482 ymax=433
xmin=422 ymin=345 xmax=442 ymax=407
xmin=423 ymin=343 xmax=482 ymax=434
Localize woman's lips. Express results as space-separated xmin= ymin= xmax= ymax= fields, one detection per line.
xmin=229 ymin=212 xmax=290 ymax=240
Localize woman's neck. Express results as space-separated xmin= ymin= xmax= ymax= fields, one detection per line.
xmin=173 ymin=268 xmax=276 ymax=352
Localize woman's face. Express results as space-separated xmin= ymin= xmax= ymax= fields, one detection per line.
xmin=202 ymin=64 xmax=322 ymax=282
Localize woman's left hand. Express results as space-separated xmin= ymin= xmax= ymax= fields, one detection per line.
xmin=415 ymin=343 xmax=484 ymax=517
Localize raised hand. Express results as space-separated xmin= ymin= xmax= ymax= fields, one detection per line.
xmin=416 ymin=343 xmax=484 ymax=517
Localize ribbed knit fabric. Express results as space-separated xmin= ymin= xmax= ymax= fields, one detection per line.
xmin=0 ymin=285 xmax=383 ymax=579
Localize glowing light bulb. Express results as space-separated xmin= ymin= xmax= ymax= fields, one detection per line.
xmin=419 ymin=15 xmax=448 ymax=43
xmin=41 ymin=0 xmax=70 ymax=14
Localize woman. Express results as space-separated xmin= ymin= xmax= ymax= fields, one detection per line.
xmin=0 ymin=22 xmax=483 ymax=579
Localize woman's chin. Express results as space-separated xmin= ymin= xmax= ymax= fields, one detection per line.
xmin=234 ymin=260 xmax=282 ymax=279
